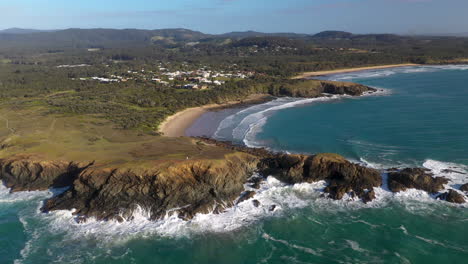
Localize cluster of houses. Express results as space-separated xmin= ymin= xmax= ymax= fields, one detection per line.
xmin=149 ymin=68 xmax=254 ymax=89
xmin=71 ymin=64 xmax=256 ymax=89
xmin=56 ymin=64 xmax=90 ymax=68
xmin=78 ymin=76 xmax=121 ymax=83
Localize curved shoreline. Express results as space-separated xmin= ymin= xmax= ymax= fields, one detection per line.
xmin=158 ymin=94 xmax=273 ymax=137
xmin=2 ymin=72 xmax=467 ymax=225
xmin=160 ymin=65 xmax=420 ymax=137
xmin=292 ymin=63 xmax=419 ymax=79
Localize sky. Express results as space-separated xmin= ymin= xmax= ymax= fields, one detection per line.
xmin=1 ymin=0 xmax=467 ymax=34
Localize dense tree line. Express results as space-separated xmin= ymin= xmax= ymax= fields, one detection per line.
xmin=1 ymin=30 xmax=468 ymax=131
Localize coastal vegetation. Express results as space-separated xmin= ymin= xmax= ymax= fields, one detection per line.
xmin=0 ymin=62 xmax=370 ymax=131
xmin=1 ymin=29 xmax=467 ymax=151
xmin=1 ymin=28 xmax=467 ymax=156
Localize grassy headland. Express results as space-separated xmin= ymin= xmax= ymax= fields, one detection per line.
xmin=1 ymin=29 xmax=468 ymax=167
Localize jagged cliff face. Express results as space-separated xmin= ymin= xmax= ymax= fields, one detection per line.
xmin=259 ymin=153 xmax=382 ymax=202
xmin=43 ymin=153 xmax=260 ymax=221
xmin=0 ymin=157 xmax=92 ymax=192
xmin=0 ymin=144 xmax=462 ymax=223
xmin=0 ymin=149 xmax=385 ymax=222
xmin=0 ymin=153 xmax=261 ymax=222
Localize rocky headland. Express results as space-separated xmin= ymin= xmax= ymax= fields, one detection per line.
xmin=1 ymin=139 xmax=466 ymax=223
xmin=0 ymin=81 xmax=465 ymax=223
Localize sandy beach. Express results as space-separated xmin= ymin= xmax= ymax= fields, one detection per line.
xmin=292 ymin=63 xmax=419 ymax=79
xmin=160 ymin=64 xmax=420 ymax=137
xmin=159 ymin=94 xmax=272 ymax=137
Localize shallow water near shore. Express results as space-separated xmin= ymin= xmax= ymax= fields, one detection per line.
xmin=2 ymin=65 xmax=468 ymax=263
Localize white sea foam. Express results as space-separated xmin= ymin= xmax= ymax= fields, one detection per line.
xmin=327 ymin=65 xmax=468 ymax=81
xmin=213 ymin=84 xmax=389 ymax=147
xmin=14 ymin=217 xmax=41 ymax=264
xmin=394 ymin=252 xmax=411 ymax=264
xmin=236 ymin=96 xmax=340 ymax=142
xmin=21 ymin=161 xmax=463 ymax=246
xmin=423 ymin=159 xmax=468 ymax=186
xmin=0 ymin=184 xmax=50 ymax=204
xmin=414 ymin=234 xmax=468 ymax=253
xmin=263 ymin=232 xmax=323 ymax=256
xmin=329 ymin=70 xmax=397 ymax=81
xmin=345 ymin=240 xmax=368 ymax=253
xmin=240 ymin=89 xmax=389 ymax=149
xmin=43 ymin=161 xmax=464 ymax=242
xmin=2 ymin=157 xmax=466 ymax=248
xmin=213 ymin=98 xmax=293 ymax=140
xmin=238 ymin=95 xmax=348 ymax=147
xmin=36 ymin=177 xmax=329 ymax=244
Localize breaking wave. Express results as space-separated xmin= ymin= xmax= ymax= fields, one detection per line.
xmin=212 ymin=88 xmax=389 ymax=149
xmin=3 ymin=159 xmax=466 ymax=243
xmin=3 ymin=157 xmax=466 ymax=264
xmin=325 ymin=65 xmax=468 ymax=81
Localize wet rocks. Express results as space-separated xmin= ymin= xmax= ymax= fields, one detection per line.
xmin=42 ymin=153 xmax=260 ymax=221
xmin=3 ymin=150 xmax=385 ymax=222
xmin=260 ymin=153 xmax=382 ymax=202
xmin=441 ymin=169 xmax=465 ymax=175
xmin=259 ymin=154 xmax=309 ymax=184
xmin=2 ymin=143 xmax=462 ymax=223
xmin=236 ymin=191 xmax=256 ymax=205
xmin=437 ymin=190 xmax=466 ymax=204
xmin=388 ymin=168 xmax=449 ymax=194
xmin=460 ymin=183 xmax=468 ymax=193
xmin=362 ymin=190 xmax=376 ymax=204
xmin=246 ymin=176 xmax=264 ymax=189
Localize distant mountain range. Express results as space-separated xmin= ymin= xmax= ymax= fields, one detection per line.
xmin=442 ymin=32 xmax=468 ymax=37
xmin=0 ymin=28 xmax=57 ymax=34
xmin=0 ymin=28 xmax=466 ymax=50
xmin=2 ymin=27 xmax=467 ymax=37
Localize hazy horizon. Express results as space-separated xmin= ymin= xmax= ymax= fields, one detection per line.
xmin=0 ymin=27 xmax=466 ymax=37
xmin=1 ymin=0 xmax=467 ymax=35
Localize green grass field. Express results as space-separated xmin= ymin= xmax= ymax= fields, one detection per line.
xmin=0 ymin=105 xmax=234 ymax=169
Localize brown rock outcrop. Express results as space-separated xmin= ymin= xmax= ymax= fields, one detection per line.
xmin=0 ymin=156 xmax=91 ymax=192
xmin=236 ymin=191 xmax=256 ymax=205
xmin=388 ymin=168 xmax=448 ymax=194
xmin=0 ymin=150 xmax=385 ymax=222
xmin=437 ymin=190 xmax=466 ymax=204
xmin=362 ymin=190 xmax=376 ymax=204
xmin=6 ymin=142 xmax=460 ymax=223
xmin=259 ymin=153 xmax=382 ymax=201
xmin=42 ymin=153 xmax=260 ymax=221
xmin=460 ymin=183 xmax=468 ymax=193
xmin=270 ymin=80 xmax=376 ymax=98
xmin=320 ymin=81 xmax=376 ymax=96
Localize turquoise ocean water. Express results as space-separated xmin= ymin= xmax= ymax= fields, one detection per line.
xmin=2 ymin=65 xmax=468 ymax=263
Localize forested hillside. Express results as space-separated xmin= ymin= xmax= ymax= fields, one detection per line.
xmin=1 ymin=28 xmax=467 ymax=131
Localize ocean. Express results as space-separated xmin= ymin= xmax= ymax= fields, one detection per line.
xmin=2 ymin=65 xmax=468 ymax=263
